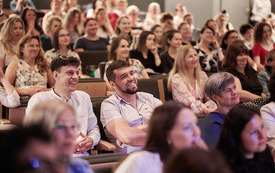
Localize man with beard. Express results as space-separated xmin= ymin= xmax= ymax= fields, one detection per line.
xmin=101 ymin=60 xmax=162 ymax=153
xmin=26 ymin=56 xmax=100 ymax=155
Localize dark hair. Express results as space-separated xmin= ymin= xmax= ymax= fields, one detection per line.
xmin=177 ymin=22 xmax=188 ymax=31
xmin=162 ymin=29 xmax=180 ymax=50
xmin=222 ymin=40 xmax=249 ymax=70
xmin=50 ymin=56 xmax=80 ymax=72
xmin=108 ymin=36 xmax=129 ymax=61
xmin=143 ymin=101 xmax=189 ymax=161
xmin=160 ymin=12 xmax=173 ymax=23
xmin=216 ymin=105 xmax=261 ymax=172
xmin=52 ymin=27 xmax=70 ymax=50
xmin=239 ymin=24 xmax=253 ymax=35
xmin=164 ymin=148 xmax=232 ymax=173
xmin=220 ymin=30 xmax=238 ymax=50
xmin=200 ymin=26 xmax=215 ymax=36
xmin=137 ymin=31 xmax=154 ymax=52
xmin=265 ymin=49 xmax=275 ymax=73
xmin=268 ymin=73 xmax=275 ymax=102
xmin=21 ymin=7 xmax=40 ymax=34
xmin=84 ymin=17 xmax=97 ymax=28
xmin=183 ymin=13 xmax=192 ymax=21
xmin=0 ymin=125 xmax=52 ymax=173
xmin=151 ymin=24 xmax=161 ymax=32
xmin=254 ymin=22 xmax=272 ymax=44
xmin=106 ymin=60 xmax=130 ymax=82
xmin=204 ymin=19 xmax=215 ymax=28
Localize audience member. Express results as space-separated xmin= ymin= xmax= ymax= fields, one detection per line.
xmin=220 ymin=30 xmax=239 ymax=53
xmin=164 ymin=148 xmax=232 ymax=173
xmin=240 ymin=23 xmax=254 ymax=50
xmin=258 ymin=49 xmax=275 ymax=96
xmin=194 ymin=26 xmax=224 ymax=72
xmin=74 ymin=17 xmax=109 ymax=51
xmin=168 ymin=45 xmax=217 ymax=114
xmin=143 ymin=2 xmax=161 ymax=31
xmin=160 ymin=30 xmax=182 ymax=74
xmin=222 ymin=40 xmax=264 ymax=101
xmin=95 ymin=7 xmax=115 ymax=41
xmin=5 ymin=35 xmax=54 ymax=96
xmin=62 ymin=0 xmax=79 ymax=13
xmin=26 ymin=56 xmax=100 ymax=154
xmin=108 ymin=0 xmax=128 ymax=29
xmin=200 ymin=72 xmax=240 ymax=148
xmin=41 ymin=15 xmax=62 ymax=51
xmin=0 ymin=17 xmax=25 ymax=69
xmin=63 ymin=7 xmax=83 ymax=45
xmin=0 ymin=0 xmax=8 ymax=23
xmin=101 ymin=60 xmax=162 ymax=153
xmin=126 ymin=5 xmax=142 ymax=28
xmin=250 ymin=0 xmax=272 ymax=24
xmin=252 ymin=22 xmax=275 ymax=70
xmin=21 ymin=7 xmax=41 ymax=36
xmin=160 ymin=12 xmax=174 ymax=32
xmin=114 ymin=101 xmax=207 ymax=172
xmin=104 ymin=37 xmax=149 ymax=91
xmin=151 ymin=24 xmax=163 ymax=51
xmin=216 ymin=105 xmax=275 ymax=173
xmin=173 ymin=3 xmax=187 ymax=28
xmin=261 ymin=72 xmax=275 ymax=159
xmin=184 ymin=13 xmax=200 ymax=42
xmin=214 ymin=12 xmax=229 ymax=42
xmin=24 ymin=100 xmax=94 ymax=172
xmin=86 ymin=0 xmax=108 ymax=18
xmin=178 ymin=22 xmax=196 ymax=46
xmin=10 ymin=0 xmax=36 ymax=15
xmin=265 ymin=13 xmax=275 ymax=41
xmin=130 ymin=31 xmax=162 ymax=73
xmin=0 ymin=68 xmax=20 ymax=108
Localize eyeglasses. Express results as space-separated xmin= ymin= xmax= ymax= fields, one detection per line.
xmin=51 ymin=55 xmax=68 ymax=72
xmin=25 ymin=44 xmax=40 ymax=48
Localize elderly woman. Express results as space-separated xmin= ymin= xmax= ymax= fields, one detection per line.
xmin=114 ymin=101 xmax=207 ymax=173
xmin=143 ymin=2 xmax=161 ymax=31
xmin=199 ymin=72 xmax=240 ymax=148
xmin=5 ymin=35 xmax=54 ymax=96
xmin=261 ymin=73 xmax=275 ymax=159
xmin=216 ymin=105 xmax=275 ymax=173
xmin=258 ymin=49 xmax=275 ymax=96
xmin=168 ymin=45 xmax=217 ymax=115
xmin=24 ymin=100 xmax=94 ymax=173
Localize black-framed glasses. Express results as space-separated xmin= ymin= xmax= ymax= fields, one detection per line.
xmin=51 ymin=55 xmax=68 ymax=72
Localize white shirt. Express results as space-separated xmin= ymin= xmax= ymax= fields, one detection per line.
xmin=26 ymin=89 xmax=100 ymax=148
xmin=115 ymin=151 xmax=163 ymax=173
xmin=0 ymin=89 xmax=20 ymax=108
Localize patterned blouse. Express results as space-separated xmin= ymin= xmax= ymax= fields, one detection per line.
xmin=106 ymin=58 xmax=145 ymax=79
xmin=194 ymin=45 xmax=219 ymax=72
xmin=171 ymin=71 xmax=217 ymax=114
xmin=15 ymin=59 xmax=47 ymax=89
xmin=45 ymin=49 xmax=80 ymax=64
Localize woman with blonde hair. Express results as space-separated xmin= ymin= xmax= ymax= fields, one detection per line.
xmin=24 ymin=100 xmax=94 ymax=173
xmin=0 ymin=17 xmax=25 ymax=69
xmin=5 ymin=35 xmax=54 ymax=96
xmin=143 ymin=2 xmax=161 ymax=31
xmin=168 ymin=45 xmax=217 ymax=114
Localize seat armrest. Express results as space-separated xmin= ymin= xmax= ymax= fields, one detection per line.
xmin=94 ymin=140 xmax=116 ymax=151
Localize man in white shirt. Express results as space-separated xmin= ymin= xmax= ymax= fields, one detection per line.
xmin=26 ymin=56 xmax=100 ymax=154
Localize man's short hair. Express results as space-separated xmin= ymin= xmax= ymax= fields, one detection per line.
xmin=106 ymin=60 xmax=130 ymax=82
xmin=239 ymin=24 xmax=253 ymax=35
xmin=50 ymin=56 xmax=80 ymax=72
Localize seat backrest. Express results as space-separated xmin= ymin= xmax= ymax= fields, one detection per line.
xmin=137 ymin=79 xmax=160 ymax=99
xmin=98 ymin=62 xmax=107 ymax=79
xmin=77 ymin=51 xmax=108 ymax=75
xmin=76 ymin=78 xmax=107 ymax=97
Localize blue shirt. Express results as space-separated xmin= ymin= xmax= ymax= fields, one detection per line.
xmin=199 ymin=112 xmax=225 ymax=149
xmin=68 ymin=157 xmax=94 ymax=173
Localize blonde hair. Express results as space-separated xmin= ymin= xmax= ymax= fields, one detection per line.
xmin=0 ymin=17 xmax=25 ymax=57
xmin=24 ymin=100 xmax=75 ymax=133
xmin=43 ymin=15 xmax=62 ymax=36
xmin=168 ymin=45 xmax=203 ymax=92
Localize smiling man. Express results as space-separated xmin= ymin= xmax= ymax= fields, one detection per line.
xmin=101 ymin=60 xmax=162 ymax=153
xmin=26 ymin=56 xmax=100 ymax=155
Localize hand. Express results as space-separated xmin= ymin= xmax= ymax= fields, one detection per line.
xmin=261 ymin=93 xmax=266 ymax=97
xmin=150 ymin=45 xmax=158 ymax=55
xmin=145 ymin=68 xmax=155 ymax=73
xmin=74 ymin=132 xmax=93 ymax=154
xmin=193 ymin=137 xmax=208 ymax=151
xmin=212 ymin=40 xmax=220 ymax=49
xmin=29 ymin=87 xmax=48 ymax=96
xmin=137 ymin=124 xmax=148 ymax=132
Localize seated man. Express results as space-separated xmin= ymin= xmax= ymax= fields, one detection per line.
xmin=101 ymin=60 xmax=162 ymax=153
xmin=199 ymin=72 xmax=240 ymax=148
xmin=26 ymin=56 xmax=100 ymax=154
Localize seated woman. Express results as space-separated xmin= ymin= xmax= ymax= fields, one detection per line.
xmin=0 ymin=68 xmax=20 ymax=108
xmin=216 ymin=105 xmax=275 ymax=173
xmin=95 ymin=7 xmax=115 ymax=41
xmin=24 ymin=100 xmax=94 ymax=173
xmin=261 ymin=73 xmax=275 ymax=159
xmin=220 ymin=30 xmax=239 ymax=53
xmin=253 ymin=22 xmax=275 ymax=71
xmin=74 ymin=18 xmax=109 ymax=51
xmin=151 ymin=24 xmax=163 ymax=52
xmin=104 ymin=37 xmax=149 ymax=91
xmin=258 ymin=49 xmax=275 ymax=96
xmin=200 ymin=72 xmax=240 ymax=148
xmin=0 ymin=17 xmax=25 ymax=70
xmin=45 ymin=27 xmax=86 ymax=78
xmin=168 ymin=45 xmax=217 ymax=115
xmin=114 ymin=101 xmax=207 ymax=173
xmin=142 ymin=2 xmax=161 ymax=31
xmin=130 ymin=31 xmax=162 ymax=74
xmin=194 ymin=26 xmax=224 ymax=72
xmin=178 ymin=22 xmax=196 ymax=46
xmin=160 ymin=30 xmax=182 ymax=74
xmin=21 ymin=7 xmax=41 ymax=36
xmin=5 ymin=35 xmax=54 ymax=96
xmin=222 ymin=40 xmax=264 ymax=102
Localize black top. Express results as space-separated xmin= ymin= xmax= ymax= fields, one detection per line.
xmin=160 ymin=50 xmax=174 ymax=74
xmin=182 ymin=41 xmax=196 ymax=46
xmin=223 ymin=66 xmax=263 ymax=96
xmin=73 ymin=36 xmax=109 ymax=51
xmin=130 ymin=50 xmax=162 ymax=73
xmin=40 ymin=35 xmax=52 ymax=52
